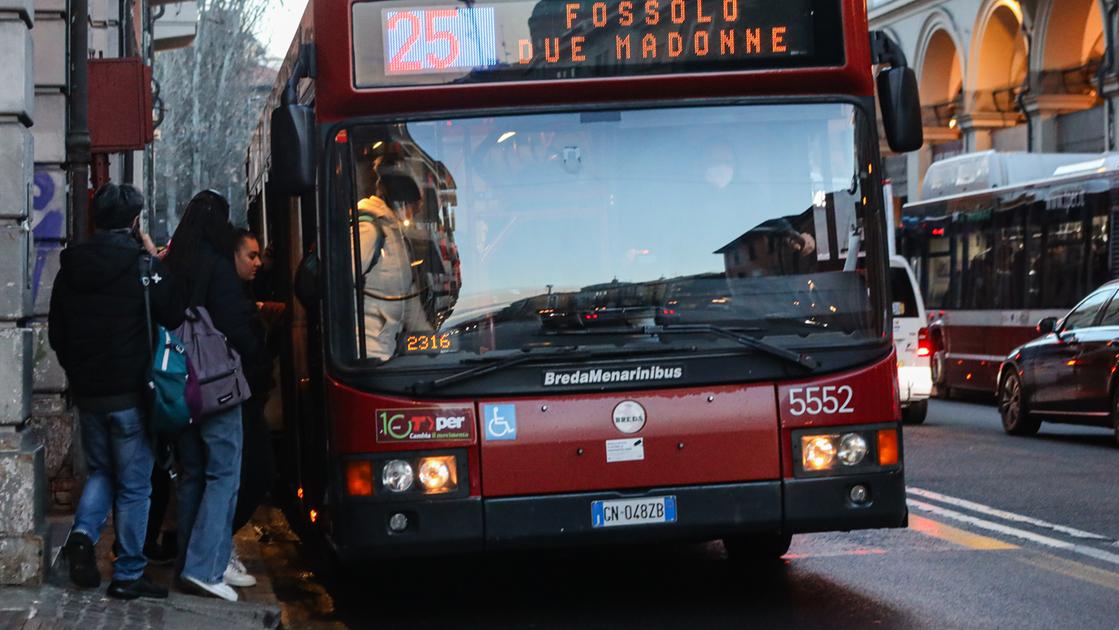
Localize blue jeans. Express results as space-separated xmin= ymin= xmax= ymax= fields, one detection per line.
xmin=71 ymin=407 xmax=155 ymax=582
xmin=177 ymin=405 xmax=242 ymax=585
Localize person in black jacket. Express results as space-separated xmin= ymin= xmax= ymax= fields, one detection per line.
xmin=49 ymin=183 xmax=184 ymax=600
xmin=162 ymin=190 xmax=259 ymax=602
xmin=226 ymin=229 xmax=278 ymax=589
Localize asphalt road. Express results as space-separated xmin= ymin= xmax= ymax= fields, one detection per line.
xmin=265 ymin=399 xmax=1119 ymax=629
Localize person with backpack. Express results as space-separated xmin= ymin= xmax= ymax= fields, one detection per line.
xmin=49 ymin=183 xmax=184 ymax=599
xmin=163 ymin=190 xmax=259 ymax=602
xmin=356 ymin=157 xmax=434 ymax=360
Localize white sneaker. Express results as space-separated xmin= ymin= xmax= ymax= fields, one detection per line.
xmin=183 ymin=575 xmax=239 ymax=602
xmin=223 ymin=552 xmax=257 ymax=588
xmin=230 ymin=549 xmax=247 ymax=574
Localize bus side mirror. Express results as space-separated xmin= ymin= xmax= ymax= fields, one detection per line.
xmin=271 ymin=103 xmax=316 ymax=195
xmin=878 ymin=66 xmax=923 ymax=153
xmin=1037 ymin=317 xmax=1058 ymax=335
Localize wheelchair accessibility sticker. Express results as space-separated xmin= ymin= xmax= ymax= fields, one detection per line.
xmin=483 ymin=403 xmax=517 ymax=441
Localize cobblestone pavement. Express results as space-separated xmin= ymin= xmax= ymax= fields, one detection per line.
xmin=0 ymin=512 xmax=282 ymax=630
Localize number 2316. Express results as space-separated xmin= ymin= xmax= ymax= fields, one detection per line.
xmin=787 ymin=385 xmax=854 ymax=416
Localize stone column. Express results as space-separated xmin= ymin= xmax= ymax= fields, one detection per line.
xmin=1022 ymin=93 xmax=1101 ymax=153
xmin=0 ymin=0 xmax=48 ymax=586
xmin=1103 ymin=75 xmax=1119 ymax=153
xmin=31 ymin=0 xmax=74 ymax=512
xmin=957 ymin=112 xmax=1022 ymax=153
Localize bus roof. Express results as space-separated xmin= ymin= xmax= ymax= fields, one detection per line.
xmin=917 ymin=150 xmax=1101 ymax=201
xmin=904 ymin=155 xmax=1119 ymax=215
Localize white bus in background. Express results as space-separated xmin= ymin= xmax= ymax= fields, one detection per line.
xmin=900 ymin=151 xmax=1119 ymax=398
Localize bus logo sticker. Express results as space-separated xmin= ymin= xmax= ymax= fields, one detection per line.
xmin=606 ymin=438 xmax=645 ymax=463
xmin=376 ymin=407 xmax=474 ymax=444
xmin=483 ymin=404 xmax=517 ymax=441
xmin=543 ymin=364 xmax=684 ymax=387
xmin=612 ymin=400 xmax=646 ymax=434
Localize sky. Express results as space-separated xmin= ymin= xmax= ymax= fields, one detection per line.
xmin=259 ymin=0 xmax=309 ymax=61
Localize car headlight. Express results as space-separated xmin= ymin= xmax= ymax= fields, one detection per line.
xmin=382 ymin=459 xmax=414 ymax=493
xmin=837 ymin=433 xmax=868 ymax=466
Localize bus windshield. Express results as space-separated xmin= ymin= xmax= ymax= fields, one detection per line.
xmin=333 ymin=102 xmax=883 ymax=373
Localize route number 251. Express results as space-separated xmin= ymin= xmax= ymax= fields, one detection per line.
xmin=787 ymin=385 xmax=855 ymax=416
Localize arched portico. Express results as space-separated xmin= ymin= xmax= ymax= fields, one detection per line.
xmin=1027 ymin=0 xmax=1108 ymax=151
xmin=917 ymin=27 xmax=964 ymax=146
xmin=907 ymin=14 xmax=967 ymax=201
xmin=961 ymin=0 xmax=1030 ymax=152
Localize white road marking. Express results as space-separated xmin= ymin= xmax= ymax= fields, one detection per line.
xmin=907 ymin=499 xmax=1119 ymax=567
xmin=908 ymin=487 xmax=1112 ymax=542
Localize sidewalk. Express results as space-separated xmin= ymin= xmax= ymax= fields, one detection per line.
xmin=0 ymin=512 xmax=282 ymax=630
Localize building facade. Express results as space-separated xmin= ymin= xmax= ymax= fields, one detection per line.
xmin=870 ymin=0 xmax=1117 ymax=202
xmin=0 ymin=0 xmax=195 ymax=584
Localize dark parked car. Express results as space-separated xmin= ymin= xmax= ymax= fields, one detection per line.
xmin=997 ymin=281 xmax=1119 ymax=445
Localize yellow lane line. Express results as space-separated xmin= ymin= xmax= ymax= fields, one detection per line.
xmin=785 ymin=549 xmax=888 ymax=559
xmin=909 ymin=514 xmax=1019 ymax=550
xmin=1018 ymin=553 xmax=1119 ymax=593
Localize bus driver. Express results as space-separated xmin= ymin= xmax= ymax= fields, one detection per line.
xmin=356 ymin=158 xmax=434 ymax=360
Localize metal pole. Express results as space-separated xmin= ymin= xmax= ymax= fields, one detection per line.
xmin=143 ymin=0 xmax=155 ymax=233
xmin=67 ymin=0 xmax=91 ymax=241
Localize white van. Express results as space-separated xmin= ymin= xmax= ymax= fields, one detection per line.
xmin=891 ymin=256 xmax=932 ymax=424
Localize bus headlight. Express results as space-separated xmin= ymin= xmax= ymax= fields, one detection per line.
xmin=794 ymin=426 xmax=900 ymax=476
xmin=418 ymin=456 xmax=457 ymax=493
xmin=802 ymin=435 xmax=837 ymax=471
xmin=837 ymin=433 xmax=868 ymax=466
xmin=382 ymin=460 xmax=414 ymax=493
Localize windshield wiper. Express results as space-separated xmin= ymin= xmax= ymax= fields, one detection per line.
xmin=410 ymin=345 xmax=590 ymax=394
xmin=652 ymin=324 xmax=817 ymax=370
xmin=410 ymin=342 xmax=714 ymax=393
xmin=543 ymin=324 xmax=817 ymax=370
xmin=546 ymin=324 xmax=819 ymax=369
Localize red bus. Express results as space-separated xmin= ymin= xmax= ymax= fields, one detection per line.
xmin=900 ymin=152 xmax=1118 ymax=397
xmin=245 ymin=0 xmax=922 ymax=564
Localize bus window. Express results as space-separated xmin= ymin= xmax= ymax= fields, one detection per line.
xmin=889 ymin=267 xmax=919 ymax=317
xmin=960 ymin=216 xmax=993 ymax=309
xmin=1089 ymin=198 xmax=1111 ymax=290
xmin=336 ymin=104 xmax=881 ymax=367
xmin=1042 ymin=208 xmax=1087 ymax=308
xmin=346 ymin=135 xmax=455 ymax=361
xmin=992 ymin=208 xmax=1025 ymax=309
xmin=925 ymin=229 xmax=952 ymax=309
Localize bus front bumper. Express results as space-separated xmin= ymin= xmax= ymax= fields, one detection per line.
xmin=329 ymin=470 xmax=906 ymax=560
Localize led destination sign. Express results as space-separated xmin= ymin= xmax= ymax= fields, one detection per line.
xmin=353 ymin=0 xmax=843 ymax=87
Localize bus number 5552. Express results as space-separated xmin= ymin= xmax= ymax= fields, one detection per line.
xmin=788 ymin=385 xmax=855 ymax=416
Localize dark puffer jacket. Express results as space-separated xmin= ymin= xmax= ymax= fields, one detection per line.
xmin=48 ymin=231 xmax=185 ymax=410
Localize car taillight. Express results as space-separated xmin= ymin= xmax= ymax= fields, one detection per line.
xmin=916 ymin=327 xmax=931 ymax=357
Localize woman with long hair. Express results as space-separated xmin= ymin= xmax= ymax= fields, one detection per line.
xmin=164 ymin=190 xmax=260 ymax=602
